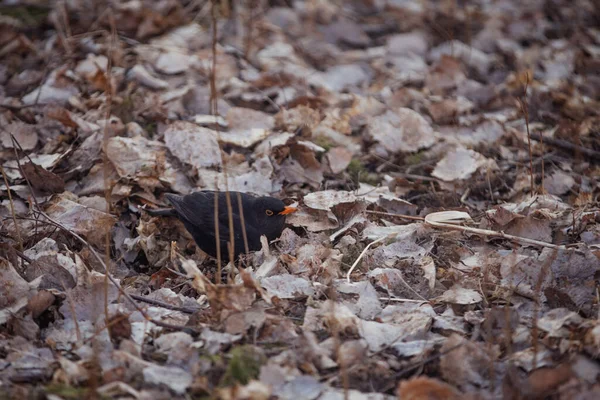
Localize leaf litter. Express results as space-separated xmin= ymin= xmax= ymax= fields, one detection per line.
xmin=1 ymin=0 xmax=600 ymax=399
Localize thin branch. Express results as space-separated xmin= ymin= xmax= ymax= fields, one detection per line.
xmin=424 ymin=211 xmax=575 ymax=252
xmin=518 ymin=80 xmax=535 ymax=193
xmin=210 ymin=0 xmax=224 ymax=282
xmin=237 ymin=192 xmax=250 ymax=256
xmin=102 ymin=9 xmax=117 ymax=330
xmin=0 ymin=103 xmax=45 ymax=111
xmin=10 ymin=134 xmax=42 ymax=212
xmin=210 ymin=0 xmax=238 ymax=280
xmin=365 ymin=210 xmax=424 ymax=222
xmin=35 ymin=209 xmax=198 ymax=333
xmin=529 ymin=133 xmax=600 ymax=162
xmin=346 ymin=235 xmax=388 ymax=283
xmin=0 ymin=166 xmax=23 ymax=251
xmin=9 ymin=134 xmax=42 ymax=238
xmin=14 ymin=249 xmax=33 ymax=264
xmin=129 ymin=294 xmax=198 ymax=314
xmin=379 ymin=297 xmax=429 ymax=303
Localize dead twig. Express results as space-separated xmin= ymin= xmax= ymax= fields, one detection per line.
xmin=102 ymin=10 xmax=117 ymax=331
xmin=237 ymin=192 xmax=250 ymax=256
xmin=379 ymin=297 xmax=429 ymax=304
xmin=365 ymin=210 xmax=424 ymax=222
xmin=381 ymin=342 xmax=465 ymax=392
xmin=0 ymin=166 xmax=23 ymax=251
xmin=529 ymin=133 xmax=600 ymax=162
xmin=129 ymin=294 xmax=198 ymax=314
xmin=346 ymin=235 xmax=388 ymax=283
xmin=14 ymin=249 xmax=33 ymax=264
xmin=209 ymin=0 xmax=243 ymax=281
xmin=33 ymin=209 xmax=199 ymax=333
xmin=210 ymin=0 xmax=224 ymax=282
xmin=517 ymin=76 xmax=535 ymax=193
xmin=424 ymin=211 xmax=575 ymax=252
xmin=0 ymin=103 xmax=45 ymax=111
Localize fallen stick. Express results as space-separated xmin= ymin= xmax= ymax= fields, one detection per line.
xmin=530 ymin=133 xmax=600 ymax=162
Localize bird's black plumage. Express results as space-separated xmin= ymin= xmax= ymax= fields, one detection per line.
xmin=147 ymin=191 xmax=296 ymax=262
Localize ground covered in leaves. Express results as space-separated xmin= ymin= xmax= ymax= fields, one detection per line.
xmin=1 ymin=0 xmax=600 ymax=399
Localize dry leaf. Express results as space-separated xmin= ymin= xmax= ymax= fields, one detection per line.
xmin=21 ymin=161 xmax=65 ymax=194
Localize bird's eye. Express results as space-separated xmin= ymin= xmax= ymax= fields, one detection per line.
xmin=265 ymin=209 xmax=274 ymax=216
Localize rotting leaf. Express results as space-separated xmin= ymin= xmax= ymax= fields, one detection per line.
xmin=163 ymin=121 xmax=222 ymax=169
xmin=26 ymin=290 xmax=55 ymax=319
xmin=21 ymin=161 xmax=65 ymax=194
xmin=0 ymin=122 xmax=38 ymax=150
xmin=367 ymin=109 xmax=436 ymax=154
xmin=0 ymin=259 xmax=32 ymax=324
xmin=44 ymin=194 xmax=116 ymax=248
xmin=220 ymin=345 xmax=266 ymax=387
xmin=108 ymin=312 xmax=132 ymax=344
xmin=437 ymin=286 xmax=483 ymax=306
xmin=205 ymin=284 xmax=256 ymax=321
xmin=432 ymin=147 xmax=497 ymax=182
xmin=440 ymin=334 xmax=499 ymax=390
xmin=23 ymin=255 xmax=76 ymax=290
xmin=398 ymin=376 xmax=462 ymax=400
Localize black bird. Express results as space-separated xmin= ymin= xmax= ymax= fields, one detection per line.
xmin=147 ymin=191 xmax=297 ymax=261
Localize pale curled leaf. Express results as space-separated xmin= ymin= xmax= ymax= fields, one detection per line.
xmin=179 ymin=258 xmax=210 ymax=293
xmin=425 ymin=211 xmax=473 ymax=226
xmin=437 ymin=286 xmax=483 ymax=305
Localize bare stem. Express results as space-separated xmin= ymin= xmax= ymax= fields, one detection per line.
xmin=0 ymin=166 xmax=23 ymax=251
xmin=518 ymin=75 xmax=535 ymax=194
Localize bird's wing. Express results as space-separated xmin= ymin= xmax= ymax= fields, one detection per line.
xmin=216 ymin=208 xmax=261 ymax=249
xmin=165 ymin=192 xmax=214 ymax=229
xmin=166 ymin=192 xmax=258 ymax=244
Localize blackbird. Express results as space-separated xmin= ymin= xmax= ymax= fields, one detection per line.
xmin=147 ymin=191 xmax=297 ymax=261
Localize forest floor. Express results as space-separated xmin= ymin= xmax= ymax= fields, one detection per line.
xmin=1 ymin=0 xmax=600 ymax=399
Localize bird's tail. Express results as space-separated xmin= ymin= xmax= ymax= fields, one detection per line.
xmin=165 ymin=193 xmax=184 ymax=205
xmin=144 ymin=193 xmax=184 ymax=217
xmin=145 ymin=208 xmax=178 ymax=217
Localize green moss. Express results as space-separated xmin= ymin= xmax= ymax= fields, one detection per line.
xmin=199 ymin=352 xmax=224 ymax=365
xmin=143 ymin=121 xmax=158 ymax=138
xmin=347 ymin=159 xmax=379 ymax=185
xmin=219 ymin=345 xmax=266 ymax=387
xmin=347 ymin=158 xmax=365 ymax=177
xmin=46 ymin=384 xmax=104 ymax=400
xmin=313 ymin=136 xmax=335 ymax=152
xmin=341 ymin=244 xmax=364 ymax=267
xmin=112 ymin=95 xmax=135 ymax=124
xmin=404 ymin=151 xmax=426 ymax=166
xmin=0 ymin=5 xmax=50 ymax=27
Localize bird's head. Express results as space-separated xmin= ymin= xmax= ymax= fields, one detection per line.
xmin=252 ymin=197 xmax=297 ymax=240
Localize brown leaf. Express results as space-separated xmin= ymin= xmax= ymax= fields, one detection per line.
xmin=90 ymin=68 xmax=111 ymax=93
xmin=224 ymin=303 xmax=267 ymax=335
xmin=205 ymin=284 xmax=256 ymax=321
xmin=398 ymin=376 xmax=462 ymax=400
xmin=0 ymin=122 xmax=38 ymax=150
xmin=8 ymin=314 xmax=39 ymax=340
xmin=26 ymin=290 xmax=55 ymax=319
xmin=23 ymin=255 xmax=76 ymax=290
xmin=290 ymin=143 xmax=321 ymax=170
xmin=46 ymin=106 xmax=78 ymax=129
xmin=325 ymin=147 xmax=353 ymax=174
xmin=45 ymin=194 xmax=116 ymax=249
xmin=0 ymin=259 xmax=31 ymax=311
xmin=21 ymin=161 xmax=65 ymax=194
xmin=0 ymin=243 xmax=20 ymax=271
xmin=440 ymin=334 xmax=497 ymax=390
xmin=527 ymin=364 xmax=574 ymax=398
xmin=108 ymin=312 xmax=132 ymax=344
xmin=149 ymin=266 xmax=180 ymax=290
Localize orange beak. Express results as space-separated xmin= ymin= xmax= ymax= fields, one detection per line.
xmin=279 ymin=206 xmax=297 ymax=215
